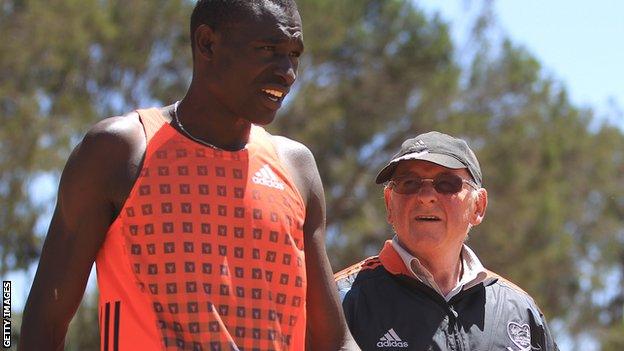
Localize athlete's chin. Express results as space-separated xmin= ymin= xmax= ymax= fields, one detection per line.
xmin=248 ymin=111 xmax=278 ymax=126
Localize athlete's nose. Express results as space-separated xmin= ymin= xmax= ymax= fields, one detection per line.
xmin=275 ymin=55 xmax=297 ymax=86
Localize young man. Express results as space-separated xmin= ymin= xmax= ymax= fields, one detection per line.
xmin=335 ymin=131 xmax=559 ymax=351
xmin=20 ymin=1 xmax=354 ymax=350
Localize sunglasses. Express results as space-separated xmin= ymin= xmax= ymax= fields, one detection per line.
xmin=388 ymin=173 xmax=478 ymax=195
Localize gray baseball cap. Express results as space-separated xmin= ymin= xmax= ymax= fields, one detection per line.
xmin=375 ymin=131 xmax=482 ymax=186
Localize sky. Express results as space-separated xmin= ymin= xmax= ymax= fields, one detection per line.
xmin=418 ymin=0 xmax=624 ymax=126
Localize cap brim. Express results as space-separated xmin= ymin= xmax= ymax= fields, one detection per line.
xmin=375 ymin=153 xmax=466 ymax=184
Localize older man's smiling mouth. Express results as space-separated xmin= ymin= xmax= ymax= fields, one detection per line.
xmin=415 ymin=215 xmax=441 ymax=222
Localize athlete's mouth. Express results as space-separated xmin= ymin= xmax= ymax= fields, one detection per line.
xmin=262 ymin=89 xmax=285 ymax=102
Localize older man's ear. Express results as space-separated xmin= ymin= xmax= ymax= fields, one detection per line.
xmin=470 ymin=188 xmax=488 ymax=226
xmin=384 ymin=186 xmax=394 ymax=224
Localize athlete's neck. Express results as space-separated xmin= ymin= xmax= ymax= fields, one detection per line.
xmin=176 ymin=96 xmax=252 ymax=151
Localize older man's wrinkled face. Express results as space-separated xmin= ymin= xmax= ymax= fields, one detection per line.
xmin=384 ymin=160 xmax=487 ymax=257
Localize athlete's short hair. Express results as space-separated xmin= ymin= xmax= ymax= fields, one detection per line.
xmin=190 ymin=0 xmax=299 ymax=50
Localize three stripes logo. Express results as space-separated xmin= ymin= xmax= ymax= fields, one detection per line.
xmin=377 ymin=328 xmax=409 ymax=348
xmin=101 ymin=301 xmax=121 ymax=351
xmin=252 ymin=164 xmax=285 ymax=190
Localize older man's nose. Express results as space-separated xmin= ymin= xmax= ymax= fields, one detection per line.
xmin=416 ymin=182 xmax=437 ymax=203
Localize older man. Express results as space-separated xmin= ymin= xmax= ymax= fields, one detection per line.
xmin=335 ymin=131 xmax=558 ymax=351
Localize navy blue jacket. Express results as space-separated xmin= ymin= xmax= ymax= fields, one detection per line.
xmin=335 ymin=241 xmax=559 ymax=351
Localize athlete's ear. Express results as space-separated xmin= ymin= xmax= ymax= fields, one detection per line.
xmin=194 ymin=24 xmax=216 ymax=61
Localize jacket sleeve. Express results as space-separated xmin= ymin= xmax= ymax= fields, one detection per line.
xmin=530 ymin=305 xmax=559 ymax=351
xmin=336 ymin=276 xmax=356 ymax=329
xmin=540 ymin=313 xmax=559 ymax=351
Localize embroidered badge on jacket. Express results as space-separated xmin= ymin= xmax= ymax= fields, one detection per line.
xmin=507 ymin=321 xmax=531 ymax=351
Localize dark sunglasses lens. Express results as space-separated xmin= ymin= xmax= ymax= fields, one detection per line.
xmin=393 ymin=178 xmax=422 ymax=194
xmin=433 ymin=174 xmax=463 ymax=194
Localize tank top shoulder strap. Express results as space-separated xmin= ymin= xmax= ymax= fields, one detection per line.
xmin=249 ymin=124 xmax=279 ymax=158
xmin=135 ymin=107 xmax=169 ymax=144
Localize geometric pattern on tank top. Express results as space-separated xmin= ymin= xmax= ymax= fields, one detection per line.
xmin=119 ymin=123 xmax=307 ymax=351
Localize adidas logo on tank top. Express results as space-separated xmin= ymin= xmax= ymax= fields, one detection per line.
xmin=252 ymin=164 xmax=285 ymax=190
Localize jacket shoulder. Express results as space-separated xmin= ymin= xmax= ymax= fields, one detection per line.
xmin=485 ymin=269 xmax=544 ymax=311
xmin=485 ymin=270 xmax=532 ymax=297
xmin=334 ymin=256 xmax=386 ymax=300
xmin=484 ymin=271 xmax=558 ymax=349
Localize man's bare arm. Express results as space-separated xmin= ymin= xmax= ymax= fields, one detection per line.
xmin=273 ymin=136 xmax=359 ymax=350
xmin=19 ymin=116 xmax=145 ymax=350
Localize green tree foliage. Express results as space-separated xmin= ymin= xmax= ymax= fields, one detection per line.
xmin=0 ymin=0 xmax=191 ymax=275
xmin=2 ymin=0 xmax=623 ymax=349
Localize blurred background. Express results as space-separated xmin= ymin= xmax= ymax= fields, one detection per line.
xmin=1 ymin=0 xmax=623 ymax=349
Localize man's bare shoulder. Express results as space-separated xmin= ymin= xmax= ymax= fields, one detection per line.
xmin=270 ymin=135 xmax=326 ymax=231
xmin=73 ymin=112 xmax=147 ymax=175
xmin=64 ymin=112 xmax=147 ymax=208
xmin=271 ymin=135 xmax=320 ymax=194
xmin=271 ymin=135 xmax=316 ymax=170
xmin=84 ymin=112 xmax=144 ymax=148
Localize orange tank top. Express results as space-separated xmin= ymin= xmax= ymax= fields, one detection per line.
xmin=95 ymin=108 xmax=307 ymax=351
